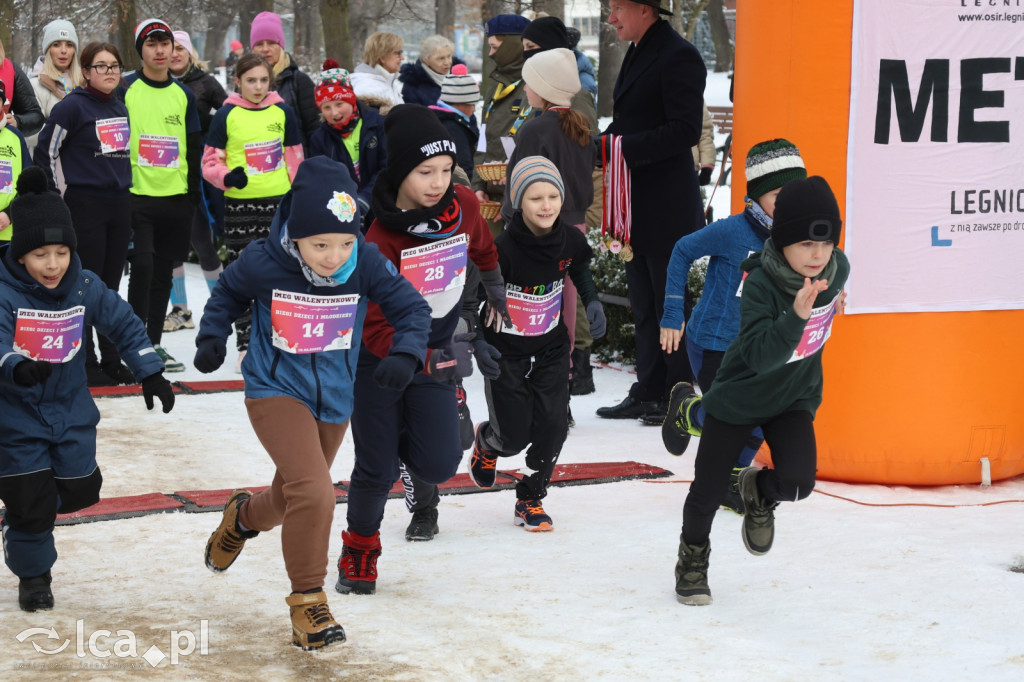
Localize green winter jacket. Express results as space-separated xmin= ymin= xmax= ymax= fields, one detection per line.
xmin=472 ymin=37 xmax=527 ymax=197
xmin=701 ymin=248 xmax=850 ymax=425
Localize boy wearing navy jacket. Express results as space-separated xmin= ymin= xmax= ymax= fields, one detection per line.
xmin=196 ymin=157 xmax=432 ymax=650
xmin=0 ymin=168 xmax=173 ymax=613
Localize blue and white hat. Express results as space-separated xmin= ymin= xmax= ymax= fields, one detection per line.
xmin=508 ymin=156 xmax=564 ymax=210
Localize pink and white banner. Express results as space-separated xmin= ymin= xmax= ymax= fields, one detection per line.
xmin=844 ymin=0 xmax=1024 ymax=313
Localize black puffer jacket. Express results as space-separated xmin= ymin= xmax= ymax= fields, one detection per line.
xmin=178 ymin=65 xmax=227 ymax=135
xmin=5 ymin=60 xmax=44 ymax=137
xmin=400 ymin=60 xmax=442 ymax=107
xmin=274 ymin=56 xmax=320 ymax=150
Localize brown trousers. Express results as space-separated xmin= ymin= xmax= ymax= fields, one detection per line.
xmin=239 ymin=396 xmax=348 ymax=592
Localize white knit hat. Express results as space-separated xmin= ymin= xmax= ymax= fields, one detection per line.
xmin=440 ymin=64 xmax=480 ymax=104
xmin=521 ymin=48 xmax=580 ymax=107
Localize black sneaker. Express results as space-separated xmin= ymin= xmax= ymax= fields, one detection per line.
xmin=675 ymin=538 xmax=712 ymax=605
xmin=102 ymin=361 xmax=136 ymax=385
xmin=19 ymin=571 xmax=54 ymax=612
xmin=86 ymin=360 xmax=117 ymax=387
xmin=720 ymin=467 xmax=746 ymax=515
xmin=468 ymin=422 xmax=498 ymax=489
xmin=662 ymin=383 xmax=701 ymax=455
xmin=738 ymin=467 xmax=778 ymax=555
xmin=596 ymin=395 xmax=659 ymax=419
xmin=405 ymin=506 xmax=439 ymax=542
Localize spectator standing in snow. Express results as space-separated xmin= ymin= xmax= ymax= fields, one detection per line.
xmin=400 ymin=35 xmax=454 ymax=106
xmin=350 ymin=32 xmax=406 ymax=110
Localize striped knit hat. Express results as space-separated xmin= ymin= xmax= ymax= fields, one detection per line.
xmin=509 ymin=156 xmax=564 ymax=210
xmin=745 ymin=139 xmax=806 ymax=200
xmin=440 ymin=64 xmax=480 ymax=104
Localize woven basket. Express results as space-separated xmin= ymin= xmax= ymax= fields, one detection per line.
xmin=475 ymin=162 xmax=506 ymax=183
xmin=479 ymin=201 xmax=502 ymax=221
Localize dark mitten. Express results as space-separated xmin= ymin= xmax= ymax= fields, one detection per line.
xmin=699 ymin=167 xmax=713 ymax=186
xmin=141 ymin=372 xmax=175 ymax=413
xmin=471 ymin=338 xmax=501 ymax=380
xmin=224 ymin=166 xmax=249 ymax=189
xmin=12 ymin=359 xmax=53 ymax=387
xmin=373 ymin=353 xmax=419 ymax=391
xmin=587 ymin=300 xmax=607 ymax=339
xmin=428 ymin=332 xmax=475 ymax=383
xmin=194 ymin=337 xmax=227 ymax=373
xmin=479 ymin=268 xmax=512 ymax=331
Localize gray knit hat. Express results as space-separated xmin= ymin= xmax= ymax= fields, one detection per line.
xmin=440 ymin=64 xmax=480 ymax=104
xmin=508 ymin=156 xmax=564 ymax=210
xmin=42 ymin=19 xmax=79 ymax=53
xmin=745 ymin=139 xmax=806 ymax=200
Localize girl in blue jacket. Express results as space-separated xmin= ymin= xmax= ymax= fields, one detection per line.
xmin=195 ymin=156 xmax=431 ymax=651
xmin=0 ymin=168 xmax=173 ymax=613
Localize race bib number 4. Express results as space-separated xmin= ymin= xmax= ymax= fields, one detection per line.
xmin=13 ymin=306 xmax=85 ymax=363
xmin=270 ymin=290 xmax=359 ymax=354
xmin=0 ymin=159 xmax=13 ymax=194
xmin=787 ymin=293 xmax=839 ymax=364
xmin=244 ymin=139 xmax=284 ymax=175
xmin=503 ymin=284 xmax=562 ymax=337
xmin=400 ymin=234 xmax=468 ymax=318
xmin=96 ymin=117 xmax=130 ymax=154
xmin=137 ymin=134 xmax=180 ymax=168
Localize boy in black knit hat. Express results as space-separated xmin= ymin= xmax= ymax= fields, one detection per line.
xmin=0 ymin=167 xmax=174 ymax=613
xmin=665 ymin=175 xmax=850 ymax=606
xmin=337 ymin=104 xmax=507 ymax=593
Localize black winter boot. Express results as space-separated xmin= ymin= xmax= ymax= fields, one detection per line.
xmin=569 ymin=349 xmax=595 ymax=395
xmin=674 ymin=538 xmax=712 ymax=605
xmin=19 ymin=571 xmax=54 ymax=612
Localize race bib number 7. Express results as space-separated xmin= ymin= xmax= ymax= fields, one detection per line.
xmin=137 ymin=134 xmax=180 ymax=168
xmin=13 ymin=306 xmax=85 ymax=363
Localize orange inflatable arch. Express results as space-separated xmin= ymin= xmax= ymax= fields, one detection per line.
xmin=735 ymin=0 xmax=1024 ymax=485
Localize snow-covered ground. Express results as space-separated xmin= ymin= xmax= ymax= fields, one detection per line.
xmin=3 ymin=71 xmax=1023 ymax=679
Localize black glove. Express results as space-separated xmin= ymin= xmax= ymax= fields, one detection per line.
xmin=479 ymin=268 xmax=512 ymax=332
xmin=472 ymin=337 xmax=502 ymax=380
xmin=194 ymin=337 xmax=227 ymax=373
xmin=587 ymin=300 xmax=607 ymax=339
xmin=141 ymin=372 xmax=175 ymax=413
xmin=373 ymin=353 xmax=419 ymax=391
xmin=428 ymin=332 xmax=475 ymax=383
xmin=593 ymin=135 xmax=604 ymax=168
xmin=224 ymin=166 xmax=248 ymax=189
xmin=699 ymin=167 xmax=713 ymax=186
xmin=13 ymin=359 xmax=53 ymax=387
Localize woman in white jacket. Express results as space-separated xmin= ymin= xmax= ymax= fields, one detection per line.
xmin=27 ymin=19 xmax=82 ymax=150
xmin=349 ymin=32 xmax=405 ymax=110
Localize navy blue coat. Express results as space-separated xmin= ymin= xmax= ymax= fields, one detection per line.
xmin=400 ymin=60 xmax=443 ymax=107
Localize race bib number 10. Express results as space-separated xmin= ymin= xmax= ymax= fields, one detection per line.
xmin=13 ymin=306 xmax=86 ymax=363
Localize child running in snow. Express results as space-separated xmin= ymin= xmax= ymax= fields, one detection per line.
xmin=336 ymin=104 xmax=508 ymax=595
xmin=659 ymin=139 xmax=807 ymax=513
xmin=0 ymin=167 xmax=174 ymax=612
xmin=663 ymin=175 xmax=849 ymax=606
xmin=195 ymin=157 xmax=432 ymax=650
xmin=468 ymin=156 xmax=606 ymax=530
xmin=202 ymin=52 xmax=304 ymax=370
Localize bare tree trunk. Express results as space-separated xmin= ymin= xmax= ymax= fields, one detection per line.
xmin=436 ymin=0 xmax=456 ymax=40
xmin=293 ymin=0 xmax=322 ymax=68
xmin=706 ymin=0 xmax=733 ymax=72
xmin=240 ymin=0 xmax=275 ymax=50
xmin=205 ymin=9 xmax=238 ymax=68
xmin=533 ymin=0 xmax=564 ymax=20
xmin=320 ymin=0 xmax=352 ymax=69
xmin=115 ymin=0 xmax=139 ymax=73
xmin=677 ymin=0 xmax=709 ymax=41
xmin=0 ymin=0 xmax=15 ymax=61
xmin=597 ymin=0 xmax=626 ymax=118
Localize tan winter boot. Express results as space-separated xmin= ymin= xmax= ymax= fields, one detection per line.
xmin=205 ymin=489 xmax=259 ymax=572
xmin=285 ymin=590 xmax=347 ymax=650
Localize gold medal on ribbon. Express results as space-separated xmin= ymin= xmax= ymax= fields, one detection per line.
xmin=618 ymin=243 xmax=634 ymax=262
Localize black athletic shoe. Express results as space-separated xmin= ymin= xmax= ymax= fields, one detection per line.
xmin=596 ymin=395 xmax=659 ymax=419
xmin=102 ymin=362 xmax=136 ymax=385
xmin=720 ymin=467 xmax=746 ymax=515
xmin=19 ymin=571 xmax=54 ymax=612
xmin=86 ymin=360 xmax=116 ymax=387
xmin=405 ymin=506 xmax=439 ymax=542
xmin=455 ymin=381 xmax=474 ymax=450
xmin=662 ymin=383 xmax=701 ymax=455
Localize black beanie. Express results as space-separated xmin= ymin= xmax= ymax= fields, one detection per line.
xmin=286 ymin=157 xmax=362 ymax=239
xmin=384 ymin=104 xmax=458 ymax=185
xmin=9 ymin=167 xmax=77 ymax=261
xmin=522 ymin=16 xmax=569 ymax=51
xmin=771 ymin=176 xmax=842 ymax=249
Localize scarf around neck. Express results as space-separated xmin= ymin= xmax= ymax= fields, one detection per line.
xmin=370 ymin=173 xmax=462 ymax=239
xmin=760 ymin=237 xmax=838 ymax=296
xmin=280 ymin=222 xmax=357 ymax=286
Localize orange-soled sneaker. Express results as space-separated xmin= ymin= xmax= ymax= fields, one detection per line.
xmin=205 ymin=489 xmax=259 ymax=572
xmin=285 ymin=590 xmax=346 ymax=650
xmin=335 ymin=529 xmax=381 ymax=595
xmin=468 ymin=422 xmax=498 ymax=489
xmin=514 ymin=499 xmax=553 ymax=532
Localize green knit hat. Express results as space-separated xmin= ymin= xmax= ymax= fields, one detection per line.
xmin=745 ymin=139 xmax=806 ymax=200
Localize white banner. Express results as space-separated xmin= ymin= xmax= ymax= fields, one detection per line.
xmin=845 ymin=0 xmax=1024 ymax=313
